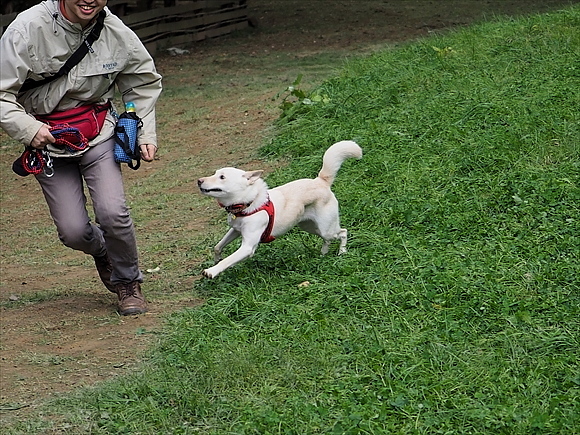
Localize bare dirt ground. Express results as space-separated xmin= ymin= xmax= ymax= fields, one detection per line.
xmin=0 ymin=0 xmax=576 ymax=426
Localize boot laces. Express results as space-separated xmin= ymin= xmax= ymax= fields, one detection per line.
xmin=118 ymin=282 xmax=138 ymax=299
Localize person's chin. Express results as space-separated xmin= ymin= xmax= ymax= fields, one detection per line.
xmin=77 ymin=6 xmax=98 ymax=20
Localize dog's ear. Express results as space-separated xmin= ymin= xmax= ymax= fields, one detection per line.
xmin=244 ymin=170 xmax=264 ymax=184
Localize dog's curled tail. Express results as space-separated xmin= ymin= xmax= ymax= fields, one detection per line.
xmin=317 ymin=140 xmax=362 ymax=186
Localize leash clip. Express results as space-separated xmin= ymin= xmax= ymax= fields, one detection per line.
xmin=42 ymin=150 xmax=54 ymax=177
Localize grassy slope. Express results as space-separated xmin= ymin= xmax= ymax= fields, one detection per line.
xmin=11 ymin=6 xmax=580 ymax=435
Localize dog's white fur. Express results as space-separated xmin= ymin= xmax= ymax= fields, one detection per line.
xmin=197 ymin=140 xmax=362 ymax=278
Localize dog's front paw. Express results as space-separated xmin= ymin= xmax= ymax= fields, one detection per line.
xmin=202 ymin=266 xmax=220 ymax=279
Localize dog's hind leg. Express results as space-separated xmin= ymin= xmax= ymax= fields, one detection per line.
xmin=337 ymin=228 xmax=348 ymax=254
xmin=321 ymin=228 xmax=347 ymax=255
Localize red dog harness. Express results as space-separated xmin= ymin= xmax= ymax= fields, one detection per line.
xmin=219 ymin=198 xmax=276 ymax=243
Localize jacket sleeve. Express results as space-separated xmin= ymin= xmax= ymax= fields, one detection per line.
xmin=114 ymin=31 xmax=163 ymax=148
xmin=0 ymin=27 xmax=46 ymax=146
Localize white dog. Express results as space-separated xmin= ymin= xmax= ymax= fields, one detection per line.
xmin=197 ymin=140 xmax=362 ymax=278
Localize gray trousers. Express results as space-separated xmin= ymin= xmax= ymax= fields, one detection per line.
xmin=35 ymin=137 xmax=143 ymax=285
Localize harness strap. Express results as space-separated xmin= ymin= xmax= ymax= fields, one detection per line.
xmin=219 ymin=198 xmax=276 ymax=243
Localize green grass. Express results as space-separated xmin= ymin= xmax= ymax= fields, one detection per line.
xmin=5 ymin=6 xmax=580 ymax=434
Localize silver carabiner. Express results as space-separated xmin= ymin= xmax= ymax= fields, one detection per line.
xmin=42 ymin=151 xmax=54 ymax=178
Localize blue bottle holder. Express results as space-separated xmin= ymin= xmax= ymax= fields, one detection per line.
xmin=114 ymin=111 xmax=142 ymax=170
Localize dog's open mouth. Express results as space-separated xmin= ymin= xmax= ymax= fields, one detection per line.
xmin=200 ymin=187 xmax=223 ymax=194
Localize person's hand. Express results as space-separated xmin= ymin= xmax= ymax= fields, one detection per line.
xmin=140 ymin=144 xmax=157 ymax=162
xmin=30 ymin=124 xmax=55 ymax=149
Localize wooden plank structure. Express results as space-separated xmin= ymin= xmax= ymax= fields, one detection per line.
xmin=1 ymin=0 xmax=249 ymax=54
xmin=0 ymin=12 xmax=17 ymax=34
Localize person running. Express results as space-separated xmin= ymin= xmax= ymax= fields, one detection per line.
xmin=0 ymin=0 xmax=163 ymax=315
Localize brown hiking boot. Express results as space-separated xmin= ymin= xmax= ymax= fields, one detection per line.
xmin=93 ymin=254 xmax=116 ymax=293
xmin=115 ymin=281 xmax=148 ymax=316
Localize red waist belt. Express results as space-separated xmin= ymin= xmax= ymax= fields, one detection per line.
xmin=35 ymin=102 xmax=110 ymax=142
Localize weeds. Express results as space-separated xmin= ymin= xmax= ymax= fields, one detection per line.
xmin=275 ymin=74 xmax=331 ymax=124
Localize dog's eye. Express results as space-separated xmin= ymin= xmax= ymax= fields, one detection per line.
xmin=219 ymin=175 xmax=226 ymax=180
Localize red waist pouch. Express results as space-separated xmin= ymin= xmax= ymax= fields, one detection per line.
xmin=35 ymin=102 xmax=110 ymax=141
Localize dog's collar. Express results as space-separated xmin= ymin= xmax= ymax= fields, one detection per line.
xmin=218 ymin=198 xmax=276 ymax=243
xmin=219 ymin=202 xmax=250 ymax=214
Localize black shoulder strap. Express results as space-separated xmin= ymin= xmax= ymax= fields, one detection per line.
xmin=19 ymin=10 xmax=106 ymax=94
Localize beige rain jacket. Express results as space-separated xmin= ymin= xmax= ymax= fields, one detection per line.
xmin=0 ymin=0 xmax=162 ymax=156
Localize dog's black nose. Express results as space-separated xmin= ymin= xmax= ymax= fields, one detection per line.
xmin=197 ymin=179 xmax=203 ymax=186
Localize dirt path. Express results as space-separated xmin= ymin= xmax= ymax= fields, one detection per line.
xmin=0 ymin=0 xmax=575 ymax=426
